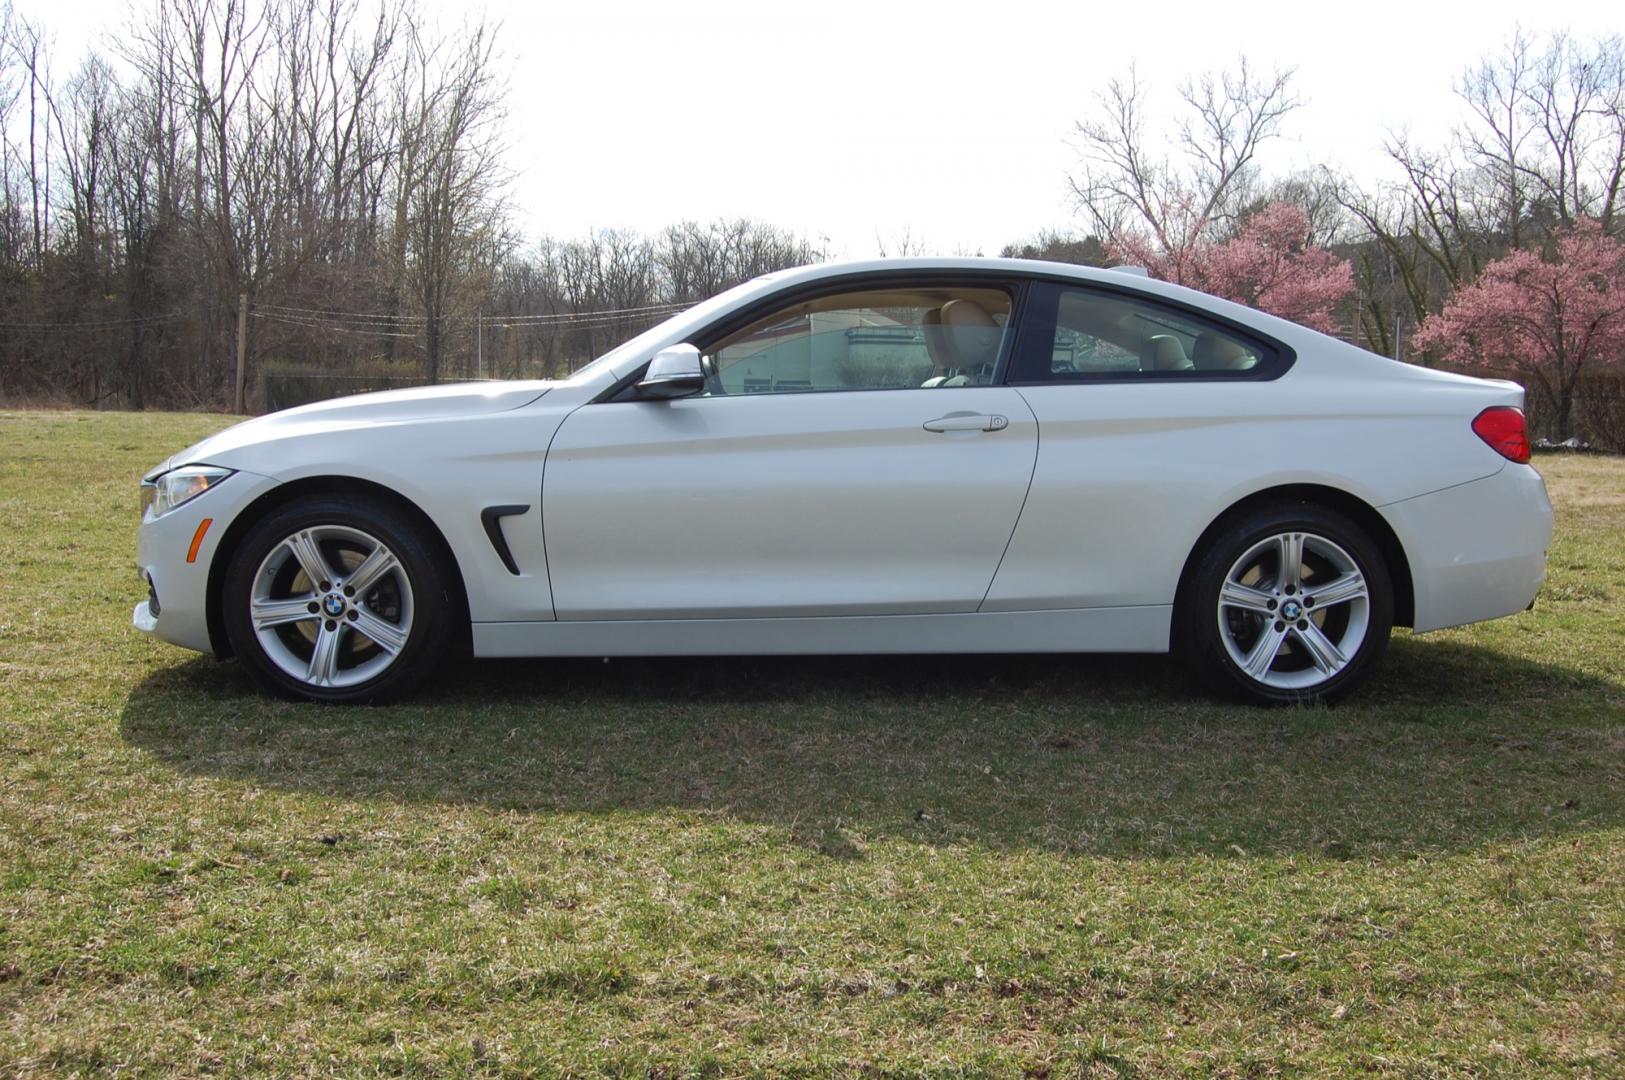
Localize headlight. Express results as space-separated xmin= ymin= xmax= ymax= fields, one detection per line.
xmin=142 ymin=466 xmax=234 ymax=519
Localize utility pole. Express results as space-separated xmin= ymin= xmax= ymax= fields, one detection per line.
xmin=476 ymin=308 xmax=484 ymax=379
xmin=235 ymin=292 xmax=249 ymax=414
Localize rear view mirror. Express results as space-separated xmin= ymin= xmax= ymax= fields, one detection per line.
xmin=637 ymin=344 xmax=705 ymax=400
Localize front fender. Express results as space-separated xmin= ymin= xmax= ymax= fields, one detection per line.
xmin=226 ymin=407 xmax=571 ymax=623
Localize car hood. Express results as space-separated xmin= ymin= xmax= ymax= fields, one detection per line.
xmin=147 ymin=380 xmax=554 ymax=478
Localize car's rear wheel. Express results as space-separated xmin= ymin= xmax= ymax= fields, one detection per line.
xmin=1179 ymin=502 xmax=1393 ymax=705
xmin=222 ymin=496 xmax=450 ymax=703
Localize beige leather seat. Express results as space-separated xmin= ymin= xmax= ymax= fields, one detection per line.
xmin=1140 ymin=334 xmax=1192 ymax=372
xmin=923 ymin=299 xmax=1000 ymax=387
xmin=922 ymin=306 xmax=949 ymax=383
xmin=1191 ymin=333 xmax=1257 ymax=371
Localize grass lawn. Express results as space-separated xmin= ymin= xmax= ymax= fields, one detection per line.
xmin=1 ymin=408 xmax=1621 ymax=1077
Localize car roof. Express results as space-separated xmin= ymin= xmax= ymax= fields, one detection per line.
xmin=754 ymin=256 xmax=1147 ymax=289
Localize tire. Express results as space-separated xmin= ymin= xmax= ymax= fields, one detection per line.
xmin=1177 ymin=501 xmax=1394 ymax=705
xmin=221 ymin=495 xmax=452 ymax=703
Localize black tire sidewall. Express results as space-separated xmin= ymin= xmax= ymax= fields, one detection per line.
xmin=222 ymin=496 xmax=449 ymax=703
xmin=1180 ymin=502 xmax=1394 ymax=705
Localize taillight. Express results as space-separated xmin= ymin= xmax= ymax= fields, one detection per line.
xmin=1472 ymin=406 xmax=1531 ymax=464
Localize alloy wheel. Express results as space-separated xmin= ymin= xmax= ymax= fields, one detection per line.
xmin=248 ymin=524 xmax=415 ymax=690
xmin=1215 ymin=530 xmax=1371 ymax=691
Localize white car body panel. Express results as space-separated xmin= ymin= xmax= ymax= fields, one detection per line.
xmin=132 ymin=256 xmax=1553 ymax=668
xmin=987 ymin=368 xmax=1526 ymax=615
xmin=1379 ymin=463 xmax=1553 ymax=632
xmin=142 ymin=376 xmax=616 ymax=635
xmin=543 ymin=387 xmax=1038 ymax=618
xmin=135 ymin=468 xmax=282 ymax=654
xmin=473 ymin=606 xmax=1171 ymax=658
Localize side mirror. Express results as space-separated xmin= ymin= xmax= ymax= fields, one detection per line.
xmin=637 ymin=344 xmax=706 ymax=400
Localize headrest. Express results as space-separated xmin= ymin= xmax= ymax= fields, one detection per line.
xmin=1141 ymin=334 xmax=1192 ymax=371
xmin=1191 ymin=333 xmax=1256 ymax=371
xmin=922 ymin=306 xmax=948 ymax=368
xmin=938 ymin=299 xmax=1001 ymax=369
xmin=940 ymin=299 xmax=997 ymax=331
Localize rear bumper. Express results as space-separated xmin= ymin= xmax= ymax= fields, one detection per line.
xmin=1380 ymin=464 xmax=1553 ymax=633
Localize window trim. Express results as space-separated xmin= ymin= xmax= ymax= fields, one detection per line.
xmin=599 ymin=270 xmax=1032 ymax=403
xmin=1002 ymin=277 xmax=1296 ymax=386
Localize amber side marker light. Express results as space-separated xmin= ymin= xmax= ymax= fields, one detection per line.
xmin=186 ymin=518 xmax=214 ymax=563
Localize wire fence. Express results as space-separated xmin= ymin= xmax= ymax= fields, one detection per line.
xmin=248 ymin=300 xmax=698 ymax=408
xmin=6 ymin=302 xmax=1622 ymax=451
xmin=0 ymin=313 xmax=180 ymax=332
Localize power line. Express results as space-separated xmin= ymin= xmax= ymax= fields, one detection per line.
xmin=0 ymin=313 xmax=178 ymax=331
xmin=253 ymin=304 xmax=427 ymax=324
xmin=0 ymin=302 xmax=636 ymax=334
xmin=485 ymin=311 xmax=681 ymax=330
xmin=250 ymin=311 xmax=419 ymax=338
xmin=252 ymin=308 xmax=686 ymax=336
xmin=494 ymin=301 xmax=691 ymax=321
xmin=252 ymin=299 xmax=692 ymax=325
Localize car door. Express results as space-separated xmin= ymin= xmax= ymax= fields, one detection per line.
xmin=542 ymin=281 xmax=1039 ymax=620
xmin=983 ymin=278 xmax=1295 ymax=612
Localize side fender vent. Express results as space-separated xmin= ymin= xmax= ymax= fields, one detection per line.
xmin=480 ymin=505 xmax=530 ymax=575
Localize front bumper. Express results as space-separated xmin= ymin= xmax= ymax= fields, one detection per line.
xmin=1380 ymin=463 xmax=1554 ymax=633
xmin=133 ymin=597 xmax=159 ymax=634
xmin=133 ymin=469 xmax=280 ymax=655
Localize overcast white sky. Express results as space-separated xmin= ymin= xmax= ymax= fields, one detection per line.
xmin=28 ymin=0 xmax=1624 ymax=256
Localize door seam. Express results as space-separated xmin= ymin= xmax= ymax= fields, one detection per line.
xmin=537 ymin=396 xmax=601 ymax=621
xmin=978 ymin=387 xmax=1042 ymax=611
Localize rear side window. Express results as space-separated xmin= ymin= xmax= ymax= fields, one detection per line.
xmin=1007 ymin=281 xmax=1286 ymax=383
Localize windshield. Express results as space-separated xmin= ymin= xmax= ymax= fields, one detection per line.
xmin=562 ymin=276 xmax=786 ymax=383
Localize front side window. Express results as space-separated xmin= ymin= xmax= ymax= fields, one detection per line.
xmin=1008 ymin=282 xmax=1280 ymax=383
xmin=702 ymin=286 xmax=1013 ymax=395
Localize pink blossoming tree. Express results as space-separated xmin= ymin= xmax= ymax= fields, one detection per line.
xmin=1414 ymin=221 xmax=1625 ymax=441
xmin=1112 ymin=203 xmax=1354 ymax=334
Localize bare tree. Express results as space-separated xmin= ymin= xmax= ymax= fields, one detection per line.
xmin=1459 ymin=30 xmax=1625 ymax=239
xmin=875 ymin=224 xmax=928 ymax=257
xmin=999 ymin=230 xmax=1107 ymax=265
xmin=1 ymin=9 xmax=51 ymax=267
xmin=389 ymin=14 xmax=510 ymax=383
xmin=1070 ymin=58 xmax=1300 ymax=269
xmin=660 ymin=218 xmax=820 ymax=302
xmin=1340 ymin=30 xmax=1625 ymax=362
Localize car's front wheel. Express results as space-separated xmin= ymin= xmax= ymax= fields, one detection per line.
xmin=222 ymin=495 xmax=451 ymax=703
xmin=1179 ymin=502 xmax=1394 ymax=705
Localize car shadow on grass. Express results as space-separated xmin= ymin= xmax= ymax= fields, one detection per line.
xmin=119 ymin=634 xmax=1623 ymax=859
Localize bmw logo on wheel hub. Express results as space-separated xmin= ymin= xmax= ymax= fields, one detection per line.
xmin=323 ymin=594 xmax=347 ymax=618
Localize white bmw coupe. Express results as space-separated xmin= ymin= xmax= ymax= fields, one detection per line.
xmin=135 ymin=258 xmax=1553 ymax=705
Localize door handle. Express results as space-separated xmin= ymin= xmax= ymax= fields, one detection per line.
xmin=922 ymin=412 xmax=1008 ymax=433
